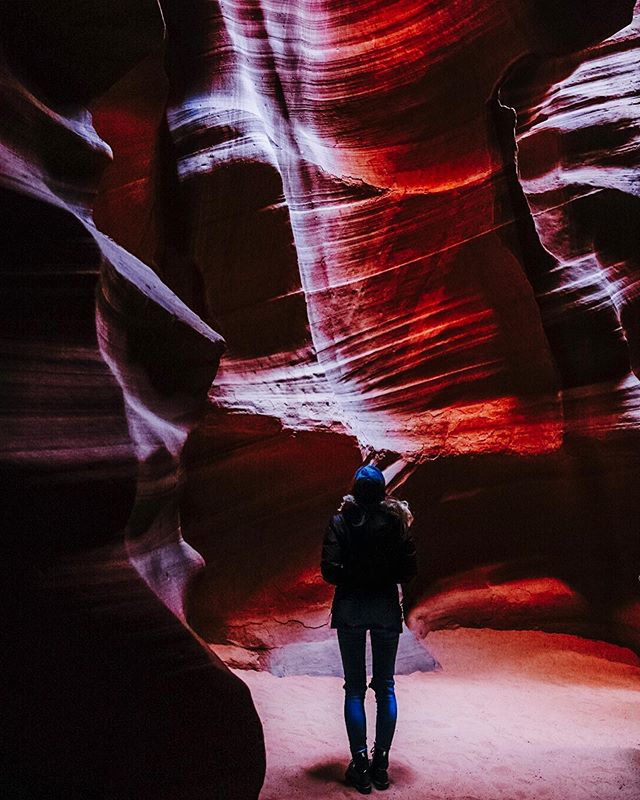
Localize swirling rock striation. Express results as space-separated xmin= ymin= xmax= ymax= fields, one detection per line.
xmin=97 ymin=1 xmax=637 ymax=653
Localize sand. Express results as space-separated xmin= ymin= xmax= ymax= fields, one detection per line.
xmin=234 ymin=629 xmax=640 ymax=800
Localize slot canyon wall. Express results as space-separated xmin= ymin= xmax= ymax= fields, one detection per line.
xmin=2 ymin=0 xmax=639 ymax=797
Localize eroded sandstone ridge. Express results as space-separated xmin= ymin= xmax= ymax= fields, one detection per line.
xmin=1 ymin=1 xmax=263 ymax=797
xmin=2 ymin=0 xmax=639 ymax=793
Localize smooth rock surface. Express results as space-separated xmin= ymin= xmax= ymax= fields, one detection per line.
xmin=0 ymin=4 xmax=264 ymax=796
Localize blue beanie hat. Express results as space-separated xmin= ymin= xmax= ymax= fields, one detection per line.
xmin=352 ymin=465 xmax=386 ymax=504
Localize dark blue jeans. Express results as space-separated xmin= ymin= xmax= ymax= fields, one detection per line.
xmin=337 ymin=626 xmax=400 ymax=757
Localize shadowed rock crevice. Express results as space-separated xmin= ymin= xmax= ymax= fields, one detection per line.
xmin=492 ymin=64 xmax=630 ymax=389
xmin=1 ymin=6 xmax=266 ymax=796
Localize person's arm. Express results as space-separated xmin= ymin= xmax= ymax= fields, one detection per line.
xmin=394 ymin=519 xmax=418 ymax=584
xmin=321 ymin=516 xmax=346 ymax=585
xmin=397 ymin=521 xmax=418 ymax=617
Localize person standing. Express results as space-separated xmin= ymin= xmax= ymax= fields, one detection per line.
xmin=321 ymin=465 xmax=418 ymax=793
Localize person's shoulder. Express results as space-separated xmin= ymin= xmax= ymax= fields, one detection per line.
xmin=337 ymin=494 xmax=361 ymax=524
xmin=338 ymin=494 xmax=357 ymax=512
xmin=328 ymin=497 xmax=353 ymax=529
xmin=380 ymin=497 xmax=414 ymax=528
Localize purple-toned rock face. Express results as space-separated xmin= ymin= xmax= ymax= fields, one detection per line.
xmin=0 ymin=2 xmax=262 ymax=797
xmin=2 ymin=0 xmax=639 ymax=794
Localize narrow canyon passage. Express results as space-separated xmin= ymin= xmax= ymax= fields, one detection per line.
xmin=236 ymin=630 xmax=640 ymax=800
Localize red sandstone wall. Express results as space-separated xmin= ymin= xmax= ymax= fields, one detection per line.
xmin=94 ymin=0 xmax=640 ymax=652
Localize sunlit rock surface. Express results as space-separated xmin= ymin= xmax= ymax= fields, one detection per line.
xmin=91 ymin=0 xmax=635 ymax=654
xmin=3 ymin=2 xmax=640 ymax=792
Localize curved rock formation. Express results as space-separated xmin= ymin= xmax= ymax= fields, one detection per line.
xmin=104 ymin=0 xmax=635 ymax=654
xmin=0 ymin=2 xmax=264 ymax=796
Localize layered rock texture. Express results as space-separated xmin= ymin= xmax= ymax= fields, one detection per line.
xmin=2 ymin=0 xmax=639 ymax=795
xmin=1 ymin=2 xmax=262 ymax=797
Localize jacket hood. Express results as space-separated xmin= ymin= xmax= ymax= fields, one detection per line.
xmin=338 ymin=494 xmax=414 ymax=529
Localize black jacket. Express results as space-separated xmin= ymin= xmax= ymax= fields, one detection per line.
xmin=321 ymin=496 xmax=418 ymax=632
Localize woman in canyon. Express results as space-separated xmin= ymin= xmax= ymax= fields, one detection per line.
xmin=321 ymin=464 xmax=418 ymax=794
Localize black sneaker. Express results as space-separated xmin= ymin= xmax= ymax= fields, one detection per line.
xmin=345 ymin=750 xmax=372 ymax=794
xmin=370 ymin=745 xmax=390 ymax=790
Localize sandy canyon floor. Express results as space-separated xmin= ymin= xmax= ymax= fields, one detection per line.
xmin=235 ymin=629 xmax=640 ymax=800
